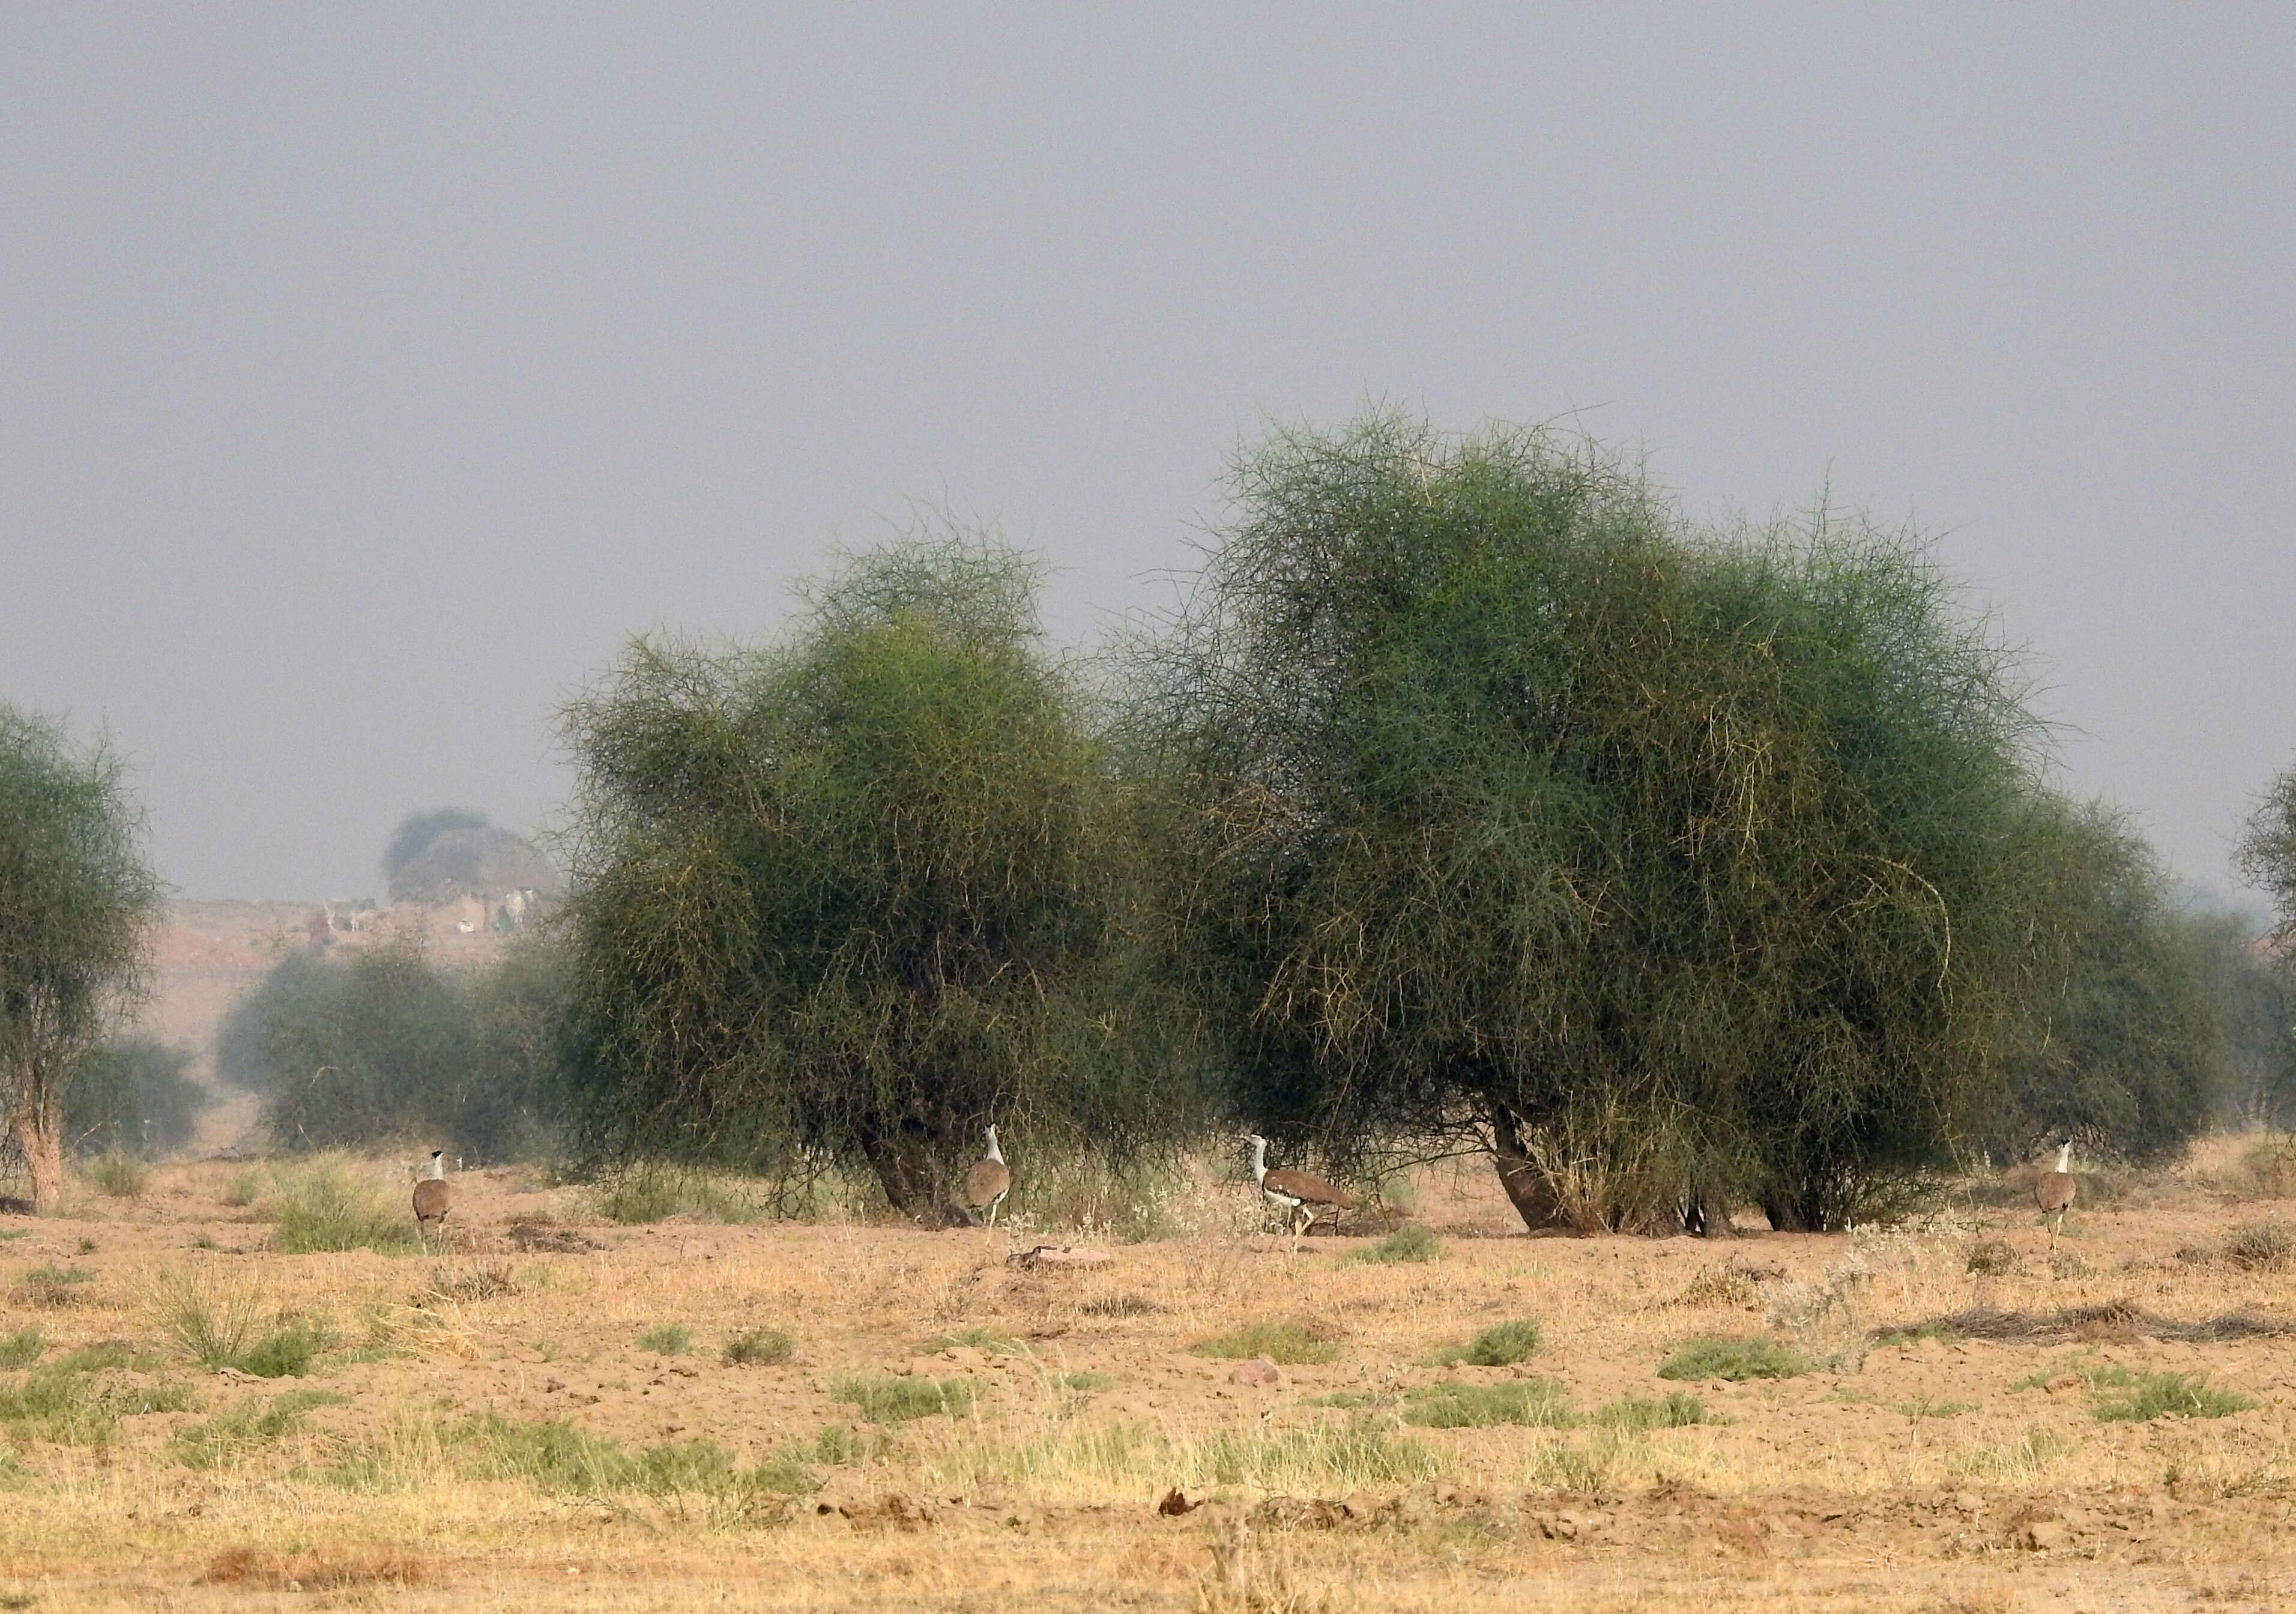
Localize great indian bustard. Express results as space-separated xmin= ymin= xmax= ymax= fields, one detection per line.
xmin=2034 ymin=1137 xmax=2077 ymax=1233
xmin=412 ymin=1150 xmax=450 ymax=1246
xmin=962 ymin=1125 xmax=1011 ymax=1227
xmin=1244 ymin=1134 xmax=1357 ymax=1243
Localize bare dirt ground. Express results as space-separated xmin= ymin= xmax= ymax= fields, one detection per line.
xmin=4 ymin=1143 xmax=2295 ymax=1613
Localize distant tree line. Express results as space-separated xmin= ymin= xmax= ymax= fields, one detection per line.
xmin=189 ymin=417 xmax=2296 ymax=1230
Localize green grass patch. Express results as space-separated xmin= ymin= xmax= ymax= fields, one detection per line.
xmin=335 ymin=1412 xmax=812 ymax=1511
xmin=1198 ymin=1421 xmax=1445 ymax=1490
xmin=2092 ymin=1370 xmax=2257 ymax=1423
xmin=0 ymin=1329 xmax=41 ymax=1370
xmin=1428 ymin=1317 xmax=1542 ymax=1367
xmin=809 ymin=1423 xmax=892 ymax=1466
xmin=1892 ymin=1395 xmax=1975 ymax=1419
xmin=150 ymin=1271 xmax=328 ymax=1376
xmin=1056 ymin=1370 xmax=1116 ymax=1393
xmin=636 ymin=1323 xmax=692 ymax=1356
xmin=271 ymin=1164 xmax=417 ymax=1254
xmin=1347 ymin=1224 xmax=1442 ymax=1265
xmin=53 ymin=1340 xmax=168 ymax=1373
xmin=594 ymin=1169 xmax=766 ymax=1226
xmin=15 ymin=1265 xmax=96 ymax=1308
xmin=829 ymin=1373 xmax=977 ymax=1423
xmin=920 ymin=1325 xmax=1023 ymax=1356
xmin=0 ymin=1361 xmax=198 ymax=1445
xmin=1402 ymin=1379 xmax=1574 ymax=1429
xmin=1591 ymin=1391 xmax=1713 ymax=1430
xmin=169 ymin=1389 xmax=348 ymax=1470
xmin=1188 ymin=1318 xmax=1340 ymax=1365
xmin=1657 ymin=1335 xmax=1808 ymax=1382
xmin=82 ymin=1150 xmax=148 ymax=1198
xmin=722 ymin=1328 xmax=794 ymax=1367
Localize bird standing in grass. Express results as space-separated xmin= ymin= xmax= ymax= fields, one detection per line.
xmin=1245 ymin=1134 xmax=1356 ymax=1244
xmin=412 ymin=1149 xmax=451 ymax=1246
xmin=2034 ymin=1137 xmax=2076 ymax=1234
xmin=962 ymin=1125 xmax=1010 ymax=1227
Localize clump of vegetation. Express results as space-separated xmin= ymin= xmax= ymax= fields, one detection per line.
xmin=636 ymin=1323 xmax=691 ymax=1356
xmin=809 ymin=1423 xmax=889 ymax=1466
xmin=1348 ymin=1224 xmax=1442 ymax=1265
xmin=2217 ymin=1223 xmax=2294 ymax=1272
xmin=1189 ymin=1319 xmax=1341 ymax=1365
xmin=1428 ymin=1317 xmax=1542 ymax=1367
xmin=1591 ymin=1392 xmax=1713 ymax=1430
xmin=1891 ymin=1396 xmax=1975 ymax=1419
xmin=594 ymin=1169 xmax=766 ymax=1226
xmin=151 ymin=1269 xmax=328 ymax=1376
xmin=1057 ymin=1370 xmax=1116 ymax=1394
xmin=722 ymin=1328 xmax=794 ymax=1367
xmin=828 ymin=1374 xmax=977 ymax=1423
xmin=2092 ymin=1369 xmax=2256 ymax=1424
xmin=270 ymin=1161 xmax=418 ymax=1254
xmin=0 ymin=1357 xmax=197 ymax=1445
xmin=1081 ymin=1293 xmax=1161 ymax=1318
xmin=1402 ymin=1379 xmax=1574 ymax=1429
xmin=15 ymin=1265 xmax=96 ymax=1308
xmin=334 ymin=1412 xmax=809 ymax=1514
xmin=67 ymin=1037 xmax=210 ymax=1162
xmin=1669 ymin=1258 xmax=1777 ymax=1309
xmin=2232 ymin=1135 xmax=2296 ymax=1198
xmin=1657 ymin=1335 xmax=1809 ymax=1382
xmin=1949 ymin=1425 xmax=2074 ymax=1481
xmin=81 ymin=1149 xmax=148 ymax=1198
xmin=1965 ymin=1238 xmax=2020 ymax=1276
xmin=1197 ymin=1421 xmax=1445 ymax=1490
xmin=0 ymin=1329 xmax=42 ymax=1369
xmin=169 ymin=1389 xmax=348 ymax=1470
xmin=921 ymin=1326 xmax=1023 ymax=1356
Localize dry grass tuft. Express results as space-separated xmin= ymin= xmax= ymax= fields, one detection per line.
xmin=197 ymin=1546 xmax=427 ymax=1589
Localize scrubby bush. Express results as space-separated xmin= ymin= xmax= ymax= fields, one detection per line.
xmin=67 ymin=1037 xmax=209 ymax=1159
xmin=217 ymin=937 xmax=572 ymax=1161
xmin=1657 ymin=1335 xmax=1809 ymax=1382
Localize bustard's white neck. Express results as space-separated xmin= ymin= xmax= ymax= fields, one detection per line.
xmin=424 ymin=1150 xmax=446 ymax=1181
xmin=2054 ymin=1141 xmax=2072 ymax=1173
xmin=984 ymin=1125 xmax=1003 ymax=1164
xmin=1247 ymin=1134 xmax=1270 ymax=1186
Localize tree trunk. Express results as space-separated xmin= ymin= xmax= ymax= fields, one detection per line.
xmin=8 ymin=1064 xmax=64 ymax=1215
xmin=1684 ymin=1179 xmax=1739 ymax=1239
xmin=1488 ymin=1103 xmax=1572 ymax=1233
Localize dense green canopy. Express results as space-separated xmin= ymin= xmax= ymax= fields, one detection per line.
xmin=561 ymin=539 xmax=1182 ymax=1216
xmin=1130 ymin=419 xmax=2064 ymax=1231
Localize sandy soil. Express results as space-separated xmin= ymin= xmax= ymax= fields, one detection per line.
xmin=2 ymin=1146 xmax=2294 ymax=1612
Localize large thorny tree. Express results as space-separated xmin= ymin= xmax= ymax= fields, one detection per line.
xmin=563 ymin=539 xmax=1172 ymax=1217
xmin=0 ymin=707 xmax=165 ymax=1211
xmin=1131 ymin=419 xmax=2064 ymax=1232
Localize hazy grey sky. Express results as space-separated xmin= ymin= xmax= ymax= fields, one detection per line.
xmin=4 ymin=5 xmax=2291 ymax=901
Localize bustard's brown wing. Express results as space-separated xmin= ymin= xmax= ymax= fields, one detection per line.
xmin=1260 ymin=1167 xmax=1355 ymax=1209
xmin=963 ymin=1159 xmax=1011 ymax=1210
xmin=412 ymin=1179 xmax=450 ymax=1223
xmin=2034 ymin=1171 xmax=2076 ymax=1214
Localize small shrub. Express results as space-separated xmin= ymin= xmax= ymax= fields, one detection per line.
xmin=1430 ymin=1317 xmax=1541 ymax=1367
xmin=220 ymin=1168 xmax=264 ymax=1209
xmin=1657 ymin=1335 xmax=1809 ymax=1382
xmin=16 ymin=1265 xmax=96 ymax=1308
xmin=636 ymin=1323 xmax=691 ymax=1356
xmin=2092 ymin=1370 xmax=2257 ymax=1423
xmin=1669 ymin=1257 xmax=1778 ymax=1309
xmin=1965 ymin=1238 xmax=2020 ymax=1276
xmin=0 ymin=1329 xmax=41 ymax=1369
xmin=1592 ymin=1391 xmax=1712 ymax=1430
xmin=2046 ymin=1250 xmax=2092 ymax=1278
xmin=829 ymin=1374 xmax=976 ymax=1423
xmin=1349 ymin=1224 xmax=1442 ymax=1265
xmin=1524 ymin=1433 xmax=1627 ymax=1493
xmin=169 ymin=1389 xmax=348 ymax=1470
xmin=272 ymin=1164 xmax=417 ymax=1254
xmin=1189 ymin=1319 xmax=1340 ymax=1365
xmin=83 ymin=1150 xmax=148 ymax=1198
xmin=236 ymin=1322 xmax=329 ymax=1379
xmin=810 ymin=1423 xmax=889 ymax=1465
xmin=1057 ymin=1370 xmax=1115 ymax=1393
xmin=76 ymin=1238 xmax=98 ymax=1255
xmin=1403 ymin=1380 xmax=1574 ymax=1429
xmin=2219 ymin=1223 xmax=2295 ymax=1273
xmin=2235 ymin=1136 xmax=2296 ymax=1198
xmin=424 ymin=1263 xmax=518 ymax=1303
xmin=0 ymin=1360 xmax=198 ymax=1445
xmin=723 ymin=1328 xmax=794 ymax=1367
